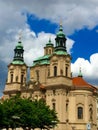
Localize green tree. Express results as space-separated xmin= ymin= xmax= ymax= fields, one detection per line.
xmin=0 ymin=95 xmax=58 ymax=130
xmin=34 ymin=99 xmax=58 ymax=130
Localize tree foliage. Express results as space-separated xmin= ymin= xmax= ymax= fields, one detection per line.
xmin=0 ymin=95 xmax=58 ymax=130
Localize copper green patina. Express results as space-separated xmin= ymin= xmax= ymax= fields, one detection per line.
xmin=32 ymin=50 xmax=68 ymax=66
xmin=32 ymin=55 xmax=51 ymax=66
xmin=56 ymin=24 xmax=65 ymax=38
xmin=11 ymin=40 xmax=26 ymax=65
xmin=15 ymin=41 xmax=23 ymax=49
xmin=11 ymin=60 xmax=25 ymax=65
xmin=46 ymin=38 xmax=54 ymax=47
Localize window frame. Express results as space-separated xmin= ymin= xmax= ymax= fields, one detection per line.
xmin=77 ymin=106 xmax=83 ymax=119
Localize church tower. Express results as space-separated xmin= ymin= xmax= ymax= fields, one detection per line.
xmin=30 ymin=24 xmax=73 ymax=130
xmin=44 ymin=38 xmax=54 ymax=55
xmin=48 ymin=23 xmax=72 ymax=81
xmin=4 ymin=37 xmax=28 ymax=98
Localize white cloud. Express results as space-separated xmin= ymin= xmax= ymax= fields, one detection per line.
xmin=1 ymin=0 xmax=98 ymax=36
xmin=71 ymin=53 xmax=98 ymax=85
xmin=0 ymin=26 xmax=74 ymax=66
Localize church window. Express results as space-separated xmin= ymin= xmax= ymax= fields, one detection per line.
xmin=77 ymin=107 xmax=83 ymax=119
xmin=48 ymin=68 xmax=50 ymax=77
xmin=49 ymin=49 xmax=51 ymax=54
xmin=21 ymin=74 xmax=24 ymax=84
xmin=60 ymin=40 xmax=63 ymax=46
xmin=36 ymin=70 xmax=39 ymax=81
xmin=66 ymin=103 xmax=68 ymax=112
xmin=54 ymin=66 xmax=57 ymax=77
xmin=65 ymin=66 xmax=68 ymax=77
xmin=10 ymin=73 xmax=13 ymax=83
xmin=53 ymin=90 xmax=55 ymax=95
xmin=52 ymin=102 xmax=56 ymax=110
xmin=89 ymin=107 xmax=93 ymax=120
xmin=16 ymin=76 xmax=18 ymax=82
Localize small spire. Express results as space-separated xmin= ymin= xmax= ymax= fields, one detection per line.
xmin=18 ymin=31 xmax=22 ymax=42
xmin=59 ymin=20 xmax=63 ymax=31
xmin=49 ymin=36 xmax=51 ymax=43
xmin=78 ymin=67 xmax=83 ymax=77
xmin=60 ymin=19 xmax=62 ymax=26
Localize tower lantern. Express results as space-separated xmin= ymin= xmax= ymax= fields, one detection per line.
xmin=55 ymin=23 xmax=67 ymax=52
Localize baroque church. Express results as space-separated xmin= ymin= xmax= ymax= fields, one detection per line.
xmin=3 ymin=24 xmax=97 ymax=130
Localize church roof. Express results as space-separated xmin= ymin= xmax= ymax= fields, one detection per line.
xmin=53 ymin=50 xmax=68 ymax=55
xmin=32 ymin=50 xmax=69 ymax=67
xmin=32 ymin=54 xmax=51 ymax=66
xmin=72 ymin=76 xmax=96 ymax=91
xmin=11 ymin=60 xmax=25 ymax=65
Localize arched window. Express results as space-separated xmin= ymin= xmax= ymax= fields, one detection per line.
xmin=54 ymin=66 xmax=57 ymax=77
xmin=66 ymin=103 xmax=68 ymax=112
xmin=46 ymin=49 xmax=48 ymax=55
xmin=89 ymin=107 xmax=93 ymax=120
xmin=36 ymin=70 xmax=39 ymax=81
xmin=48 ymin=69 xmax=50 ymax=77
xmin=77 ymin=107 xmax=83 ymax=119
xmin=21 ymin=74 xmax=24 ymax=84
xmin=10 ymin=73 xmax=13 ymax=83
xmin=52 ymin=102 xmax=56 ymax=110
xmin=49 ymin=49 xmax=51 ymax=54
xmin=65 ymin=66 xmax=68 ymax=77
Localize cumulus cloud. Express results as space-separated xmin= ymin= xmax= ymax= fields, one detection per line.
xmin=71 ymin=53 xmax=98 ymax=85
xmin=1 ymin=0 xmax=98 ymax=35
xmin=0 ymin=26 xmax=74 ymax=66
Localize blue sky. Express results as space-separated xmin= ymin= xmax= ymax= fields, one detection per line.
xmin=0 ymin=0 xmax=98 ymax=96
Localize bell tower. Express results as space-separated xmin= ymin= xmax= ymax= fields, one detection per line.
xmin=4 ymin=37 xmax=28 ymax=98
xmin=49 ymin=23 xmax=72 ymax=80
xmin=55 ymin=23 xmax=67 ymax=52
xmin=44 ymin=38 xmax=54 ymax=55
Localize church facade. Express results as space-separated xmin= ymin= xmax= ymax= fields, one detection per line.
xmin=3 ymin=24 xmax=97 ymax=130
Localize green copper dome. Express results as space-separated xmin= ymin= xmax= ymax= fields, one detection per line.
xmin=15 ymin=41 xmax=23 ymax=49
xmin=55 ymin=23 xmax=67 ymax=52
xmin=11 ymin=39 xmax=25 ymax=65
xmin=46 ymin=38 xmax=54 ymax=47
xmin=56 ymin=24 xmax=65 ymax=38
